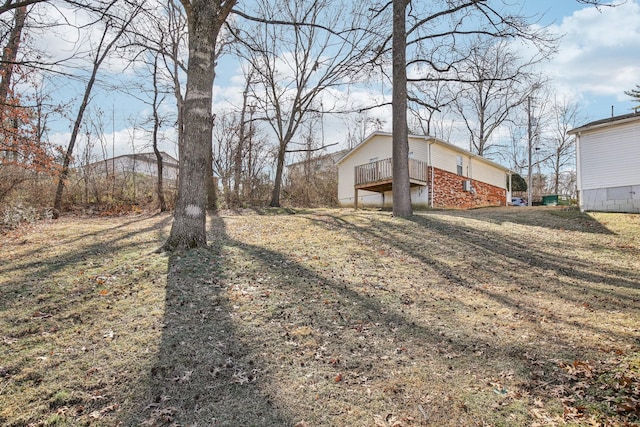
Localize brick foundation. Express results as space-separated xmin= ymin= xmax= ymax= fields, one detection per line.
xmin=430 ymin=167 xmax=506 ymax=209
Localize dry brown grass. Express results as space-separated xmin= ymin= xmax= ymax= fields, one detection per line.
xmin=0 ymin=207 xmax=638 ymax=426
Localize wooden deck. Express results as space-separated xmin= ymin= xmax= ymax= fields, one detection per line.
xmin=354 ymin=158 xmax=428 ymax=193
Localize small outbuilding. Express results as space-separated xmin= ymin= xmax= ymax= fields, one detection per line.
xmin=336 ymin=132 xmax=512 ymax=209
xmin=568 ymin=112 xmax=640 ymax=213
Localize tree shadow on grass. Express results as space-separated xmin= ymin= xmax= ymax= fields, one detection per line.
xmin=125 ymin=216 xmax=513 ymax=425
xmin=305 ymin=211 xmax=638 ymax=350
xmin=0 ymin=214 xmax=173 ymax=324
xmin=431 ymin=206 xmax=616 ymax=235
xmin=125 ymin=210 xmax=639 ymax=426
xmin=125 ymin=215 xmax=291 ymax=426
xmin=406 ymin=213 xmax=639 ymax=294
xmin=0 ymin=214 xmax=173 ymax=290
xmin=0 ymin=214 xmax=174 ymax=426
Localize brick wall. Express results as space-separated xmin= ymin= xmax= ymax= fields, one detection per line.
xmin=430 ymin=167 xmax=506 ymax=209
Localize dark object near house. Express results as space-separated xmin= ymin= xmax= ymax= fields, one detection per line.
xmin=542 ymin=195 xmax=570 ymax=206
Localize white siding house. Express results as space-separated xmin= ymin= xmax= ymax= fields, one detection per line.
xmin=568 ymin=112 xmax=640 ymax=213
xmin=86 ymin=152 xmax=179 ymax=181
xmin=337 ymin=132 xmax=511 ymax=209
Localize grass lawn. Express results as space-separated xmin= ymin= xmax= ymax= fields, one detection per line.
xmin=0 ymin=207 xmax=638 ymax=426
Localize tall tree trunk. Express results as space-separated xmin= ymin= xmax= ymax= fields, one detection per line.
xmin=150 ymin=53 xmax=167 ymax=212
xmin=392 ymin=0 xmax=412 ymax=217
xmin=0 ymin=6 xmax=27 ymax=162
xmin=206 ymin=145 xmax=217 ymax=211
xmin=53 ymin=54 xmax=103 ymax=216
xmin=152 ymin=115 xmax=166 ymax=213
xmin=246 ymin=106 xmax=254 ymax=201
xmin=233 ymin=77 xmax=251 ymax=208
xmin=164 ymin=0 xmax=235 ymax=250
xmin=269 ymin=141 xmax=286 ymax=207
xmin=0 ymin=6 xmax=26 ymax=105
xmin=554 ymin=149 xmax=561 ymax=194
xmin=206 ymin=48 xmax=219 ymax=213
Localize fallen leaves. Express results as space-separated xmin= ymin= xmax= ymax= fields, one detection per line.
xmin=373 ymin=413 xmax=412 ymax=427
xmin=31 ymin=311 xmax=52 ymax=318
xmin=89 ymin=403 xmax=119 ymax=419
xmin=140 ymin=406 xmax=177 ymax=426
xmin=560 ymin=360 xmax=594 ymax=379
xmin=2 ymin=209 xmax=640 ymax=426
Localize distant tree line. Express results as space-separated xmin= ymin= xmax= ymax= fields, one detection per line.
xmin=0 ymin=0 xmax=620 ymax=240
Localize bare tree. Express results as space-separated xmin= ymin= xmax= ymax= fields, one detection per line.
xmin=146 ymin=0 xmax=188 ymax=166
xmin=283 ymin=119 xmax=341 ymax=207
xmin=241 ymin=106 xmax=272 ymax=205
xmin=505 ymin=122 xmax=528 ymax=174
xmin=365 ymin=0 xmax=557 ymax=216
xmin=343 ymin=111 xmax=385 ymax=149
xmin=126 ymin=0 xmax=190 ymax=210
xmin=162 ymin=0 xmax=236 ymax=250
xmin=231 ymin=68 xmax=255 ymax=208
xmin=52 ymin=1 xmax=141 ymax=217
xmin=0 ymin=1 xmax=114 ymax=16
xmin=407 ymin=78 xmax=454 ymax=137
xmin=453 ymin=37 xmax=549 ymax=156
xmin=212 ymin=111 xmax=238 ymax=208
xmin=391 ymin=0 xmax=411 ymax=217
xmin=0 ymin=5 xmax=27 ymax=110
xmin=148 ymin=51 xmax=169 ymax=211
xmin=545 ymin=96 xmax=583 ymax=194
xmin=136 ymin=1 xmax=188 ymax=212
xmin=212 ymin=103 xmax=273 ymax=208
xmin=233 ymin=0 xmax=377 ymax=207
xmin=501 ymin=86 xmax=581 ymax=200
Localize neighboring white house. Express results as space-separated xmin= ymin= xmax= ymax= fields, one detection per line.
xmin=86 ymin=152 xmax=179 ymax=181
xmin=568 ymin=112 xmax=640 ymax=213
xmin=286 ymin=149 xmax=349 ymax=177
xmin=337 ymin=132 xmax=511 ymax=209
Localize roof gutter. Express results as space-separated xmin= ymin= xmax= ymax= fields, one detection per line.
xmin=568 ymin=113 xmax=640 ymax=135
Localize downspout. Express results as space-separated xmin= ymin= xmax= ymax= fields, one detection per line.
xmin=468 ymin=156 xmax=474 ymax=207
xmin=429 ymin=142 xmax=435 ymax=208
xmin=575 ymin=132 xmax=582 ymax=212
xmin=353 ymin=165 xmax=358 ymax=209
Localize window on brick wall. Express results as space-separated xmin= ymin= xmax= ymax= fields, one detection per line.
xmin=456 ymin=156 xmax=463 ymax=176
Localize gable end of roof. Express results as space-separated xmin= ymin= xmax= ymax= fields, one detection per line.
xmin=568 ymin=112 xmax=640 ymax=135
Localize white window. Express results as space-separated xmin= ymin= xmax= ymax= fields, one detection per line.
xmin=456 ymin=155 xmax=463 ymax=176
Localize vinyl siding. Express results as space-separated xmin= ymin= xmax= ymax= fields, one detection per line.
xmin=429 ymin=144 xmax=507 ymax=189
xmin=407 ymin=136 xmax=429 ymax=161
xmin=337 ymin=135 xmax=393 ymax=203
xmin=579 ymin=121 xmax=640 ymax=190
xmin=430 ymin=144 xmax=457 ymax=175
xmin=471 ymin=159 xmax=507 ymax=188
xmin=337 ymin=133 xmax=508 ymax=207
